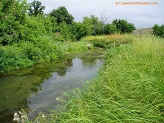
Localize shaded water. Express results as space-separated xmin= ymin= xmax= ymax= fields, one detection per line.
xmin=0 ymin=49 xmax=104 ymax=123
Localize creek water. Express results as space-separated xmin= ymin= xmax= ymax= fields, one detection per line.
xmin=0 ymin=49 xmax=104 ymax=123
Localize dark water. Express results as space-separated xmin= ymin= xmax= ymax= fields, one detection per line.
xmin=0 ymin=49 xmax=104 ymax=123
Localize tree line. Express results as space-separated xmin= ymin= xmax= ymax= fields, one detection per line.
xmin=0 ymin=0 xmax=163 ymax=73
xmin=0 ymin=0 xmax=137 ymax=46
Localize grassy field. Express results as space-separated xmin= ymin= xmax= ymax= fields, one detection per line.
xmin=15 ymin=35 xmax=164 ymax=123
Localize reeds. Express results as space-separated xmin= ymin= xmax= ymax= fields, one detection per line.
xmin=48 ymin=35 xmax=164 ymax=123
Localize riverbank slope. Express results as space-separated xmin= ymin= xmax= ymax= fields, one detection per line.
xmin=46 ymin=35 xmax=164 ymax=123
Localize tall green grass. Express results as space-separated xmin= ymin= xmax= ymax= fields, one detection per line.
xmin=62 ymin=41 xmax=93 ymax=53
xmin=45 ymin=35 xmax=164 ymax=123
xmin=81 ymin=34 xmax=134 ymax=48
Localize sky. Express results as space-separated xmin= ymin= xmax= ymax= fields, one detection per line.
xmin=26 ymin=0 xmax=164 ymax=29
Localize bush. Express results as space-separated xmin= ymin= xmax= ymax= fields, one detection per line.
xmin=0 ymin=46 xmax=34 ymax=73
xmin=112 ymin=19 xmax=136 ymax=34
xmin=104 ymin=24 xmax=117 ymax=35
xmin=153 ymin=24 xmax=164 ymax=38
xmin=0 ymin=35 xmax=66 ymax=73
xmin=0 ymin=0 xmax=28 ymax=45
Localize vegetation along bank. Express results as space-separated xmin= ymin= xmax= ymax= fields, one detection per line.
xmin=0 ymin=0 xmax=164 ymax=122
xmin=14 ymin=34 xmax=164 ymax=123
xmin=0 ymin=0 xmax=137 ymax=73
xmin=48 ymin=35 xmax=163 ymax=123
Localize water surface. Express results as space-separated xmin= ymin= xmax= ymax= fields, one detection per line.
xmin=0 ymin=49 xmax=104 ymax=122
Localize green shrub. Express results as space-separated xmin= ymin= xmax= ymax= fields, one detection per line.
xmin=104 ymin=24 xmax=117 ymax=35
xmin=0 ymin=35 xmax=66 ymax=73
xmin=0 ymin=46 xmax=34 ymax=73
xmin=153 ymin=24 xmax=164 ymax=38
xmin=0 ymin=0 xmax=28 ymax=45
xmin=112 ymin=19 xmax=136 ymax=34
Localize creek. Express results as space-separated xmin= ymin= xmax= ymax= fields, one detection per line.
xmin=0 ymin=49 xmax=104 ymax=122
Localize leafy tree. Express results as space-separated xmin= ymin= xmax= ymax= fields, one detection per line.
xmin=112 ymin=19 xmax=135 ymax=33
xmin=72 ymin=15 xmax=104 ymax=40
xmin=50 ymin=6 xmax=74 ymax=24
xmin=71 ymin=22 xmax=83 ymax=40
xmin=153 ymin=24 xmax=164 ymax=38
xmin=104 ymin=24 xmax=117 ymax=35
xmin=0 ymin=0 xmax=28 ymax=45
xmin=28 ymin=0 xmax=45 ymax=16
xmin=58 ymin=21 xmax=73 ymax=41
xmin=44 ymin=15 xmax=58 ymax=34
xmin=78 ymin=17 xmax=94 ymax=37
xmin=90 ymin=15 xmax=103 ymax=35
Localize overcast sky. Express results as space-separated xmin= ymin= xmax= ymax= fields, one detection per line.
xmin=27 ymin=0 xmax=164 ymax=29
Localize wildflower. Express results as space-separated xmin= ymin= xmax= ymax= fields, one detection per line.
xmin=13 ymin=113 xmax=20 ymax=122
xmin=42 ymin=114 xmax=46 ymax=118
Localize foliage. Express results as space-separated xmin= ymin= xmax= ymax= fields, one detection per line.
xmin=58 ymin=21 xmax=75 ymax=41
xmin=28 ymin=0 xmax=45 ymax=16
xmin=153 ymin=24 xmax=164 ymax=38
xmin=79 ymin=17 xmax=94 ymax=37
xmin=81 ymin=34 xmax=134 ymax=48
xmin=71 ymin=16 xmax=136 ymax=40
xmin=0 ymin=35 xmax=94 ymax=73
xmin=112 ymin=19 xmax=136 ymax=34
xmin=104 ymin=24 xmax=117 ymax=35
xmin=72 ymin=16 xmax=103 ymax=40
xmin=45 ymin=35 xmax=164 ymax=123
xmin=90 ymin=15 xmax=103 ymax=35
xmin=50 ymin=6 xmax=74 ymax=25
xmin=0 ymin=36 xmax=65 ymax=73
xmin=71 ymin=22 xmax=83 ymax=40
xmin=0 ymin=0 xmax=28 ymax=45
xmin=1 ymin=1 xmax=164 ymax=122
xmin=63 ymin=41 xmax=93 ymax=53
xmin=0 ymin=45 xmax=34 ymax=73
xmin=17 ymin=14 xmax=58 ymax=42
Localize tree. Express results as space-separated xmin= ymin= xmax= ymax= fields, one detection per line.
xmin=28 ymin=0 xmax=45 ymax=16
xmin=90 ymin=15 xmax=103 ymax=35
xmin=50 ymin=6 xmax=74 ymax=25
xmin=112 ymin=19 xmax=135 ymax=33
xmin=71 ymin=22 xmax=83 ymax=40
xmin=100 ymin=13 xmax=108 ymax=34
xmin=79 ymin=17 xmax=94 ymax=37
xmin=0 ymin=0 xmax=28 ymax=45
xmin=153 ymin=24 xmax=164 ymax=38
xmin=104 ymin=24 xmax=117 ymax=35
xmin=58 ymin=21 xmax=73 ymax=40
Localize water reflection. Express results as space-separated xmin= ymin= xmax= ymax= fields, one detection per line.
xmin=0 ymin=49 xmax=104 ymax=122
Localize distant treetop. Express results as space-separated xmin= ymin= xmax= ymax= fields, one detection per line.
xmin=28 ymin=0 xmax=45 ymax=16
xmin=50 ymin=6 xmax=74 ymax=24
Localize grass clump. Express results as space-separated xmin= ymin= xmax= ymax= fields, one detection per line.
xmin=81 ymin=34 xmax=134 ymax=48
xmin=62 ymin=41 xmax=93 ymax=53
xmin=45 ymin=35 xmax=164 ymax=123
